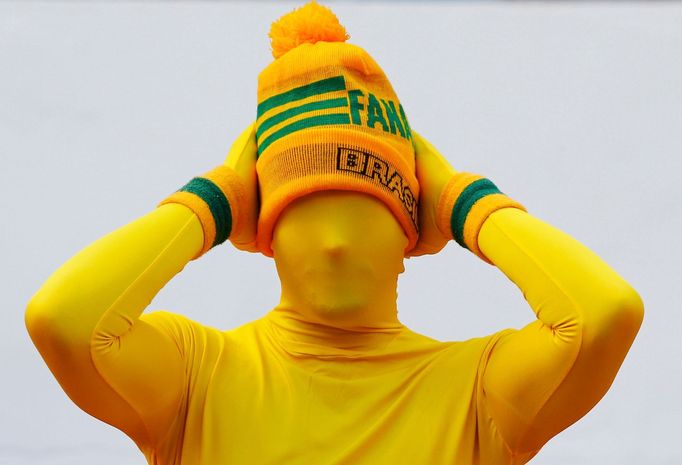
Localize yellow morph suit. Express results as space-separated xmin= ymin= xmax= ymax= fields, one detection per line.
xmin=25 ymin=162 xmax=643 ymax=463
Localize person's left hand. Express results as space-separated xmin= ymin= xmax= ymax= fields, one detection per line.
xmin=406 ymin=131 xmax=458 ymax=257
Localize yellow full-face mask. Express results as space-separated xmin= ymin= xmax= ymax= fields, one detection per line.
xmin=271 ymin=190 xmax=407 ymax=329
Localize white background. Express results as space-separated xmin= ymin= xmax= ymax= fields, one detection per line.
xmin=1 ymin=1 xmax=681 ymax=464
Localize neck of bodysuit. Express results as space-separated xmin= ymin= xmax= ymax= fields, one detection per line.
xmin=275 ymin=272 xmax=403 ymax=327
xmin=265 ymin=274 xmax=405 ymax=355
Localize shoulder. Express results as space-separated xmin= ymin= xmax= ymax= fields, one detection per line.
xmin=140 ymin=310 xmax=214 ymax=334
xmin=433 ymin=328 xmax=518 ymax=370
xmin=402 ymin=326 xmax=515 ymax=354
xmin=391 ymin=326 xmax=516 ymax=373
xmin=140 ymin=310 xmax=226 ymax=356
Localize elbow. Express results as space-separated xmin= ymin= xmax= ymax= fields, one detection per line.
xmin=25 ymin=292 xmax=74 ymax=347
xmin=25 ymin=293 xmax=59 ymax=343
xmin=597 ymin=284 xmax=645 ymax=345
xmin=26 ymin=292 xmax=47 ymax=335
xmin=25 ymin=293 xmax=92 ymax=363
xmin=614 ymin=285 xmax=644 ymax=333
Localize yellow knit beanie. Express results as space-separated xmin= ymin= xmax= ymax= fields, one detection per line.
xmin=255 ymin=0 xmax=419 ymax=257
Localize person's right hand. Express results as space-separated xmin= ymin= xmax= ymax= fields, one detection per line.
xmin=224 ymin=123 xmax=260 ymax=253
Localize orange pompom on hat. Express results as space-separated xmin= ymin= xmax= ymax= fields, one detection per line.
xmin=255 ymin=1 xmax=419 ymax=257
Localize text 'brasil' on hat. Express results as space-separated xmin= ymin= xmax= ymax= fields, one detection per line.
xmin=255 ymin=0 xmax=420 ymax=257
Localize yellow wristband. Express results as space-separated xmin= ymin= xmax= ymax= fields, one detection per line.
xmin=436 ymin=172 xmax=526 ymax=264
xmin=158 ymin=165 xmax=245 ymax=259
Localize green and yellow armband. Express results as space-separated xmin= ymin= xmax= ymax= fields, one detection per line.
xmin=436 ymin=172 xmax=526 ymax=264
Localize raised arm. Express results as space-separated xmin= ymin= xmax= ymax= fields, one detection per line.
xmin=410 ymin=132 xmax=644 ymax=456
xmin=24 ymin=124 xmax=257 ymax=448
xmin=478 ymin=207 xmax=643 ymax=454
xmin=25 ymin=203 xmax=203 ymax=446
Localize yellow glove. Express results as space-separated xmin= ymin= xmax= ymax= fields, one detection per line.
xmin=407 ymin=131 xmax=458 ymax=257
xmin=224 ymin=122 xmax=259 ymax=253
xmin=158 ymin=123 xmax=259 ymax=259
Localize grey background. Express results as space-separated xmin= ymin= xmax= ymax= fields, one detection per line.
xmin=2 ymin=1 xmax=681 ymax=464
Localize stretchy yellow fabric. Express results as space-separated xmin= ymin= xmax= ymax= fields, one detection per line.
xmin=25 ymin=199 xmax=643 ymax=464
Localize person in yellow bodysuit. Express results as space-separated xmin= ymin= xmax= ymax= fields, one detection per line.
xmin=25 ymin=2 xmax=644 ymax=464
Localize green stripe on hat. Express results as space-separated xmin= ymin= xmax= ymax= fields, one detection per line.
xmin=256 ymin=97 xmax=349 ymax=140
xmin=257 ymin=113 xmax=351 ymax=156
xmin=179 ymin=177 xmax=233 ymax=246
xmin=257 ymin=76 xmax=346 ymax=118
xmin=450 ymin=178 xmax=501 ymax=248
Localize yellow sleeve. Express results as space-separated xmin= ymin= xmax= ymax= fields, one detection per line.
xmin=477 ymin=207 xmax=644 ymax=455
xmin=25 ymin=203 xmax=204 ymax=448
